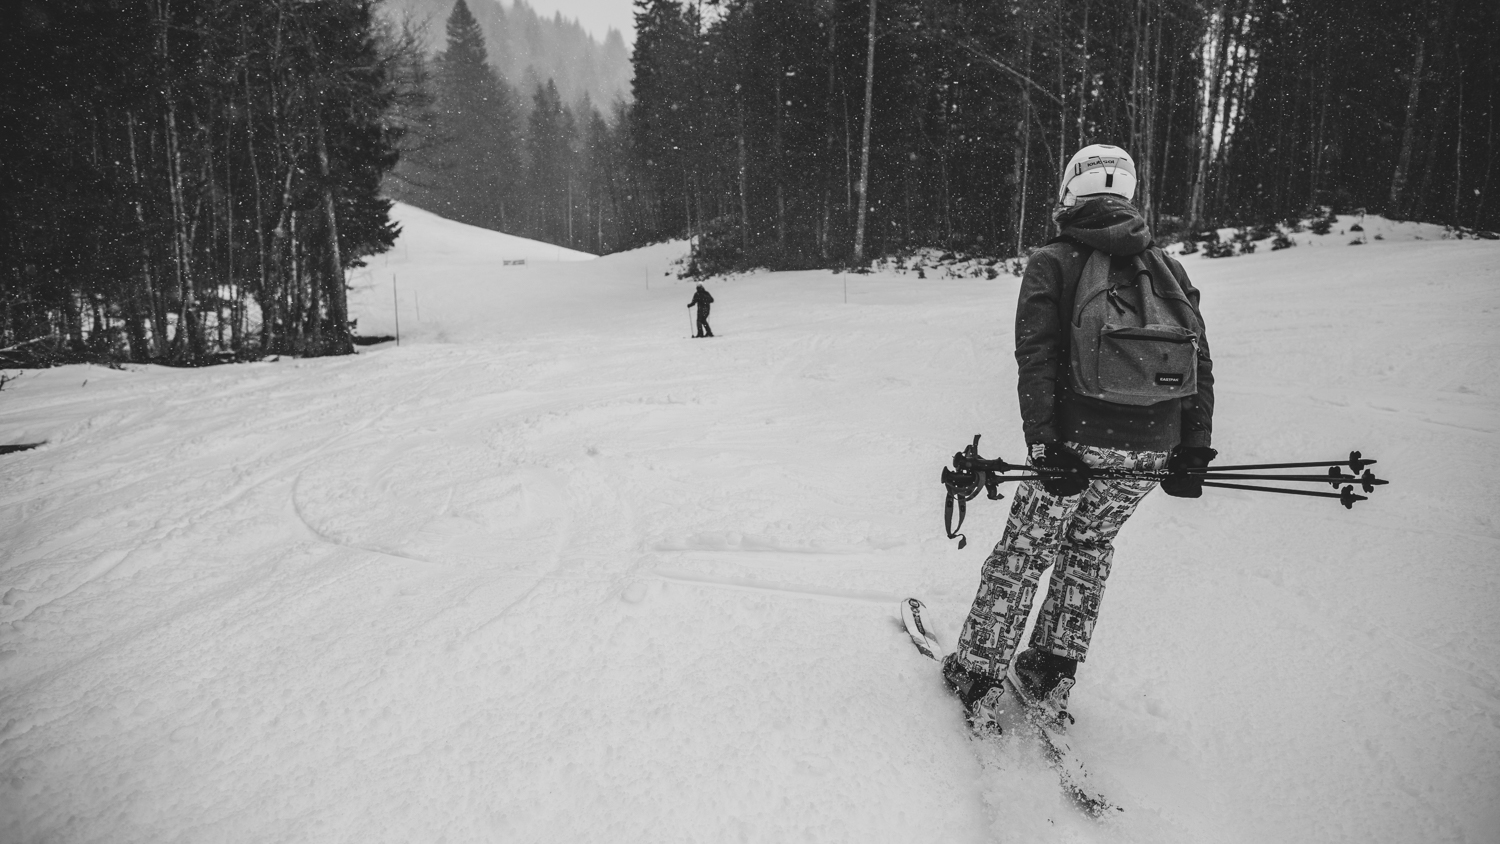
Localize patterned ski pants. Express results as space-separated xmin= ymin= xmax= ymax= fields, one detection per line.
xmin=953 ymin=442 xmax=1167 ymax=679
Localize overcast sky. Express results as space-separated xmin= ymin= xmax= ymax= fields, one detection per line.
xmin=519 ymin=0 xmax=636 ymax=46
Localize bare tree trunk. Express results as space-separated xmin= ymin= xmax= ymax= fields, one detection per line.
xmin=1188 ymin=1 xmax=1229 ymax=229
xmin=1052 ymin=10 xmax=1068 ymax=239
xmin=1389 ymin=36 xmax=1427 ymax=216
xmin=315 ymin=118 xmax=352 ymax=356
xmin=1015 ymin=25 xmax=1033 ymax=256
xmin=266 ymin=161 xmax=296 ymax=353
xmin=1413 ymin=78 xmax=1452 ymax=221
xmin=291 ymin=219 xmax=305 ymax=351
xmin=203 ymin=150 xmax=226 ymax=355
xmin=902 ymin=158 xmax=912 ymax=242
xmin=223 ymin=129 xmax=242 ymax=355
xmin=774 ymin=50 xmax=787 ymax=253
xmin=155 ymin=0 xmax=198 ymax=363
xmin=682 ymin=169 xmax=692 ymax=244
xmin=1453 ymin=67 xmax=1464 ymax=223
xmin=941 ymin=146 xmax=951 ymax=241
xmin=305 ymin=222 xmax=320 ymax=347
xmin=62 ymin=290 xmax=85 ymax=351
xmin=1055 ymin=11 xmax=1067 ymax=179
xmin=821 ymin=17 xmax=838 ymax=259
xmin=737 ymin=90 xmax=750 ymax=254
xmin=126 ymin=111 xmax=163 ymax=359
xmin=243 ymin=68 xmax=269 ymax=355
xmin=853 ymin=0 xmax=877 ymax=263
xmin=1078 ymin=0 xmax=1091 ymax=149
xmin=1211 ymin=8 xmax=1253 ymax=218
xmin=1311 ymin=42 xmax=1332 ymax=208
xmin=1158 ymin=35 xmax=1181 ymax=217
xmin=844 ymin=93 xmax=853 ymax=215
xmin=164 ymin=102 xmax=199 ymax=362
xmin=1128 ymin=0 xmax=1144 ymax=157
xmin=1139 ymin=5 xmax=1162 ymax=227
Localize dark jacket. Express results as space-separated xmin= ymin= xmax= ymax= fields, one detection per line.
xmin=1016 ymin=196 xmax=1214 ymax=451
xmin=689 ymin=287 xmax=714 ymax=311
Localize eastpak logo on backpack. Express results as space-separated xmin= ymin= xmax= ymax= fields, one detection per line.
xmin=1068 ymin=249 xmax=1201 ymax=406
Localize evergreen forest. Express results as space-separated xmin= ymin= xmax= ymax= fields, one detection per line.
xmin=3 ymin=0 xmax=404 ymax=364
xmin=3 ymin=0 xmax=1496 ymax=365
xmin=619 ymin=0 xmax=1499 ymax=272
xmin=368 ymin=0 xmax=1500 ymax=273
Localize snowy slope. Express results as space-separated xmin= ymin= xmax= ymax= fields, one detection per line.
xmin=1 ymin=202 xmax=1497 ymax=844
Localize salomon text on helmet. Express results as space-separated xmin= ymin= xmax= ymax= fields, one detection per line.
xmin=1058 ymin=144 xmax=1138 ymax=207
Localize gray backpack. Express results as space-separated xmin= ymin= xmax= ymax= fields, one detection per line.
xmin=1068 ymin=248 xmax=1201 ymax=406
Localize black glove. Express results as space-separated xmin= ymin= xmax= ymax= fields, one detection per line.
xmin=1160 ymin=445 xmax=1218 ymax=498
xmin=1030 ymin=443 xmax=1090 ymax=497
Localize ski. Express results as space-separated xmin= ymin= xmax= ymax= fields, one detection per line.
xmin=900 ymin=598 xmax=1119 ymax=817
xmin=1018 ymin=709 xmax=1120 ymax=817
xmin=901 ymin=598 xmax=943 ymax=660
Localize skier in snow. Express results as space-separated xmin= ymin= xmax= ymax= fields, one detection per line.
xmin=687 ymin=284 xmax=714 ymax=338
xmin=942 ymin=144 xmax=1217 ymax=732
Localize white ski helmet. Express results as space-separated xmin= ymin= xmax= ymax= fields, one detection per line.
xmin=1058 ymin=144 xmax=1138 ymax=207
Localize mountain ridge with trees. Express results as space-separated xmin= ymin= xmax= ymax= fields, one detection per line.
xmin=385 ymin=0 xmax=638 ymax=257
xmin=401 ymin=0 xmax=1498 ymax=273
xmin=378 ymin=0 xmax=633 ymax=110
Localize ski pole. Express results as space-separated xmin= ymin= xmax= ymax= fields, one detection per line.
xmin=1013 ymin=467 xmax=1385 ymax=486
xmin=983 ymin=471 xmax=1374 ymax=484
xmin=1013 ymin=460 xmax=1383 ymax=477
xmin=1199 ymin=480 xmax=1369 ymax=509
xmin=1195 ymin=451 xmax=1376 ymax=473
xmin=1200 ymin=470 xmax=1385 ymax=490
xmin=953 ymin=439 xmax=1380 ymax=479
xmin=1068 ymin=469 xmax=1385 ymax=490
xmin=1003 ymin=455 xmax=1385 ymax=478
xmin=963 ymin=475 xmax=1374 ymax=508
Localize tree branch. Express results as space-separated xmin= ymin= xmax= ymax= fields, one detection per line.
xmin=945 ymin=35 xmax=1065 ymax=107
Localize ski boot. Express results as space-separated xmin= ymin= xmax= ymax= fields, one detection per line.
xmin=941 ymin=653 xmax=1012 ymax=736
xmin=1008 ymin=648 xmax=1077 ymax=730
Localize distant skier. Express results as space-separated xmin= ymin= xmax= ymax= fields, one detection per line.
xmin=687 ymin=284 xmax=714 ymax=338
xmin=941 ymin=144 xmax=1217 ymax=733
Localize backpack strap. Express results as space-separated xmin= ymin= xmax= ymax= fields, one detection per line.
xmin=1045 ymin=236 xmax=1090 ymax=387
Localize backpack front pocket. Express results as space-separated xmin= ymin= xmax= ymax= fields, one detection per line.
xmin=1095 ymin=323 xmax=1199 ymax=403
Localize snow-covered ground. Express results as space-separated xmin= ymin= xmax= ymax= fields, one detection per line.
xmin=2 ymin=203 xmax=1497 ymax=844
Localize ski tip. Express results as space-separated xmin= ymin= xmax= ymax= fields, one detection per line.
xmin=900 ymin=598 xmax=944 ymax=661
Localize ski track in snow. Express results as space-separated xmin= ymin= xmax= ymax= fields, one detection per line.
xmin=1 ymin=205 xmax=1497 ymax=843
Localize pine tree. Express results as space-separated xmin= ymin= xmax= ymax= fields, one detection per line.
xmin=424 ymin=0 xmax=520 ymax=231
xmin=630 ymin=0 xmax=708 ymax=239
xmin=524 ymin=80 xmax=569 ymax=243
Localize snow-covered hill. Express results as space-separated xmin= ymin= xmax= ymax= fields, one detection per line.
xmin=2 ymin=203 xmax=1497 ymax=843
